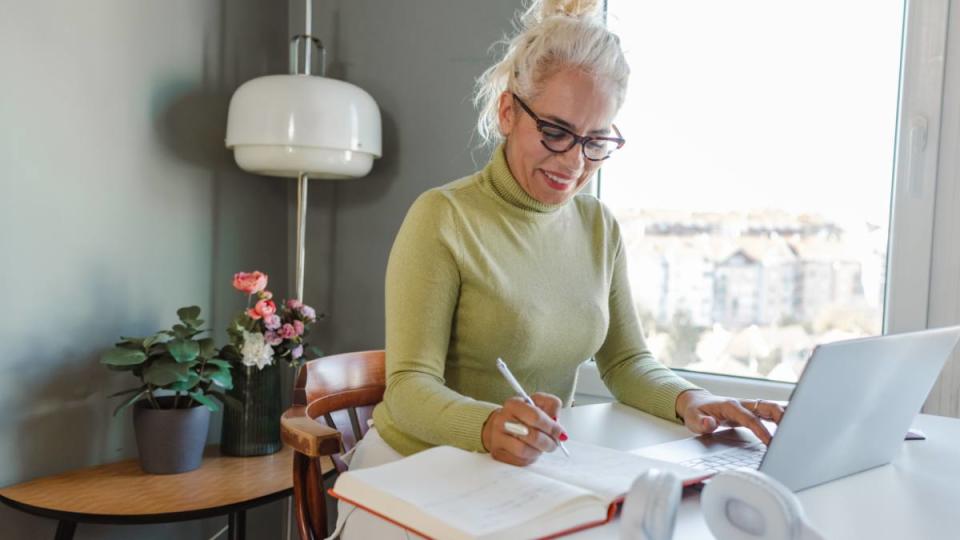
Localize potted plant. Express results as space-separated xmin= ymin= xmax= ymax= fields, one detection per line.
xmin=218 ymin=271 xmax=319 ymax=456
xmin=100 ymin=306 xmax=233 ymax=474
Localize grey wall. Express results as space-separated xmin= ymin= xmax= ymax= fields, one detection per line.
xmin=300 ymin=0 xmax=520 ymax=355
xmin=0 ymin=1 xmax=291 ymax=538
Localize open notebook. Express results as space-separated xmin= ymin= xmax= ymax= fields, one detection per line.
xmin=329 ymin=440 xmax=706 ymax=540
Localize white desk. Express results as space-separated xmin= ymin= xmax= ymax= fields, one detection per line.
xmin=559 ymin=402 xmax=960 ymax=539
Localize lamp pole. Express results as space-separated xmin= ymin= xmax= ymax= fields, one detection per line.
xmin=288 ymin=0 xmax=325 ymax=302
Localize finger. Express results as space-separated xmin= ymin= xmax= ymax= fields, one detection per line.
xmin=757 ymin=401 xmax=786 ymax=424
xmin=504 ymin=397 xmax=566 ymax=442
xmin=728 ymin=402 xmax=772 ymax=445
xmin=500 ymin=428 xmax=544 ymax=461
xmin=531 ymin=392 xmax=562 ymax=420
xmin=684 ymin=410 xmax=718 ymax=435
xmin=504 ymin=420 xmax=558 ymax=453
xmin=491 ymin=447 xmax=532 ymax=467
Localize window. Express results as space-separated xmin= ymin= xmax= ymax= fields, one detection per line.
xmin=596 ymin=1 xmax=908 ymax=384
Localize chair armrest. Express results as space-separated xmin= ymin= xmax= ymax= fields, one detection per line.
xmin=281 ymin=406 xmax=343 ymax=458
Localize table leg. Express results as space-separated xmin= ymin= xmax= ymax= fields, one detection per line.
xmin=53 ymin=520 xmax=76 ymax=540
xmin=228 ymin=511 xmax=247 ymax=540
xmin=237 ymin=510 xmax=246 ymax=540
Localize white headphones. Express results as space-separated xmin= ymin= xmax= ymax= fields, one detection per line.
xmin=620 ymin=469 xmax=682 ymax=540
xmin=701 ymin=468 xmax=824 ymax=540
xmin=619 ymin=468 xmax=824 ymax=540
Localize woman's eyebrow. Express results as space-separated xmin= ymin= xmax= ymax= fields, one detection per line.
xmin=543 ymin=114 xmax=611 ymax=136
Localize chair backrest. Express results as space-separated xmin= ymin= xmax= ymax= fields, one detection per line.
xmin=292 ymin=350 xmax=385 ymax=470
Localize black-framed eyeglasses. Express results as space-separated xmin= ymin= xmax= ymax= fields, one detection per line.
xmin=512 ymin=93 xmax=625 ymax=161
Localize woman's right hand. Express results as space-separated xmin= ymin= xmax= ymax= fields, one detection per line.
xmin=481 ymin=393 xmax=567 ymax=466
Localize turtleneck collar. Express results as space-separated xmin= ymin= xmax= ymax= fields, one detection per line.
xmin=483 ymin=144 xmax=568 ymax=214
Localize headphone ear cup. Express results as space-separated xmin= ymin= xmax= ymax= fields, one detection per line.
xmin=701 ymin=468 xmax=824 ymax=540
xmin=619 ymin=469 xmax=682 ymax=540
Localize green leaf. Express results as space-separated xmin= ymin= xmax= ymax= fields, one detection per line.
xmin=171 ymin=324 xmax=192 ymax=339
xmin=101 ymin=348 xmax=147 ymax=366
xmin=206 ymin=359 xmax=232 ymax=369
xmin=112 ymin=388 xmax=149 ymax=416
xmin=309 ymin=346 xmax=324 ymax=358
xmin=106 ymin=364 xmax=136 ymax=372
xmin=189 ymin=391 xmax=219 ymax=412
xmin=118 ymin=336 xmax=146 ymax=347
xmin=204 ymin=366 xmax=233 ymax=390
xmin=143 ymin=359 xmax=190 ymax=387
xmin=198 ymin=338 xmax=216 ymax=359
xmin=168 ymin=338 xmax=200 ymax=364
xmin=169 ymin=372 xmax=201 ymax=391
xmin=143 ymin=333 xmax=165 ymax=350
xmin=107 ymin=387 xmax=143 ymax=398
xmin=177 ymin=306 xmax=202 ymax=323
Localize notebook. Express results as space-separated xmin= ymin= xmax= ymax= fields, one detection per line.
xmin=329 ymin=440 xmax=706 ymax=540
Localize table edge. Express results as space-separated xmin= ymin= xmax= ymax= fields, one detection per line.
xmin=0 ymin=488 xmax=294 ymax=524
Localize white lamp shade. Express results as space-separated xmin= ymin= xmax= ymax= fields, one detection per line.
xmin=225 ymin=74 xmax=382 ymax=179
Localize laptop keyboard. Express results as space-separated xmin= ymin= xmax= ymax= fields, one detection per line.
xmin=679 ymin=442 xmax=766 ymax=474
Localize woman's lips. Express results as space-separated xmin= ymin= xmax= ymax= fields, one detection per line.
xmin=541 ymin=169 xmax=575 ymax=191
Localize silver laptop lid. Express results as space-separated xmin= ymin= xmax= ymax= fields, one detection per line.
xmin=761 ymin=326 xmax=960 ymax=491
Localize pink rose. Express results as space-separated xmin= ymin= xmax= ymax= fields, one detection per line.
xmin=254 ymin=299 xmax=277 ymax=319
xmin=264 ymin=314 xmax=281 ymax=330
xmin=278 ymin=323 xmax=296 ymax=339
xmin=264 ymin=330 xmax=282 ymax=346
xmin=299 ymin=305 xmax=316 ymax=321
xmin=293 ymin=320 xmax=304 ymax=336
xmin=291 ymin=345 xmax=304 ymax=360
xmin=246 ymin=307 xmax=261 ymax=320
xmin=286 ymin=299 xmax=303 ymax=310
xmin=232 ymin=271 xmax=268 ymax=295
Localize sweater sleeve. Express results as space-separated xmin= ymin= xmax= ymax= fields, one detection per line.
xmin=380 ymin=191 xmax=499 ymax=453
xmin=594 ymin=223 xmax=701 ymax=423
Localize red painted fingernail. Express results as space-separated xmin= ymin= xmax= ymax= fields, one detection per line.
xmin=551 ymin=415 xmax=557 ymax=421
xmin=559 ymin=432 xmax=569 ymax=442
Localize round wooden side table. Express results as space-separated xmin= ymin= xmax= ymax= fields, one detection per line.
xmin=0 ymin=445 xmax=334 ymax=540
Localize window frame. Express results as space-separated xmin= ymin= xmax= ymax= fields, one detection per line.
xmin=579 ymin=0 xmax=957 ymax=405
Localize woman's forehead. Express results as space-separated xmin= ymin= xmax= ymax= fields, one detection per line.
xmin=532 ymin=68 xmax=619 ymax=133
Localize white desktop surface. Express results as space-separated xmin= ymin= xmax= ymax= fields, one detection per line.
xmin=559 ymin=402 xmax=960 ymax=540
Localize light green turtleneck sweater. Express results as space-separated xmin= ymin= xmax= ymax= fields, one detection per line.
xmin=371 ymin=146 xmax=699 ymax=456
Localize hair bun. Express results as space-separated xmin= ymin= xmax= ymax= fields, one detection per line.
xmin=522 ymin=0 xmax=603 ymax=27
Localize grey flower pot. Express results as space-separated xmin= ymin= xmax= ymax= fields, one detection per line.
xmin=133 ymin=397 xmax=211 ymax=474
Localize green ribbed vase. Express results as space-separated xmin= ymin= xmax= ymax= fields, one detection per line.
xmin=221 ymin=362 xmax=282 ymax=456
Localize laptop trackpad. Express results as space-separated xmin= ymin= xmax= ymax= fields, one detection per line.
xmin=631 ymin=427 xmax=761 ymax=462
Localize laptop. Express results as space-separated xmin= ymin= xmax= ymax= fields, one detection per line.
xmin=634 ymin=326 xmax=960 ymax=491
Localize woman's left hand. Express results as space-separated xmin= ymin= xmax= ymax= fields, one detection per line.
xmin=675 ymin=390 xmax=785 ymax=445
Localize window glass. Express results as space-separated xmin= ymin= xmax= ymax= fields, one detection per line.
xmin=603 ymin=1 xmax=905 ymax=382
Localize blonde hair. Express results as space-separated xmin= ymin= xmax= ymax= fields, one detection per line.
xmin=473 ymin=0 xmax=629 ymax=146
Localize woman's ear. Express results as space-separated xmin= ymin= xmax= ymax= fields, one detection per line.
xmin=497 ymin=91 xmax=516 ymax=137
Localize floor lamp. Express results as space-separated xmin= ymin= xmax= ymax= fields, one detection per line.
xmin=224 ymin=0 xmax=382 ymax=302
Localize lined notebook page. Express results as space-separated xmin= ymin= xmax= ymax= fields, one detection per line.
xmin=340 ymin=445 xmax=604 ymax=538
xmin=529 ymin=439 xmax=703 ymax=499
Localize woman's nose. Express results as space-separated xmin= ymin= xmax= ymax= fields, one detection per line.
xmin=558 ymin=143 xmax=585 ymax=172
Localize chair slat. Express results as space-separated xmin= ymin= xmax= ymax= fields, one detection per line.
xmin=348 ymin=407 xmax=364 ymax=442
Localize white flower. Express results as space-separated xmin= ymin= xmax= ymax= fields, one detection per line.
xmin=240 ymin=330 xmax=274 ymax=370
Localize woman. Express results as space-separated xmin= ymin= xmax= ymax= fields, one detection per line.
xmin=334 ymin=0 xmax=783 ymax=536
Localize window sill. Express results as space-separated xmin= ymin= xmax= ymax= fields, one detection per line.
xmin=575 ymin=361 xmax=795 ymax=404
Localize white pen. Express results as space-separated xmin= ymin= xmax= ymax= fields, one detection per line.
xmin=496 ymin=357 xmax=571 ymax=458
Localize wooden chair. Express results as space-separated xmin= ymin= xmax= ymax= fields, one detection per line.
xmin=280 ymin=350 xmax=386 ymax=540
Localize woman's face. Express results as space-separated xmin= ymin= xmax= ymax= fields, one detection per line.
xmin=498 ymin=68 xmax=619 ymax=206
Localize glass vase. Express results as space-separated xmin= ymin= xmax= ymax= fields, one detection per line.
xmin=221 ymin=362 xmax=282 ymax=456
